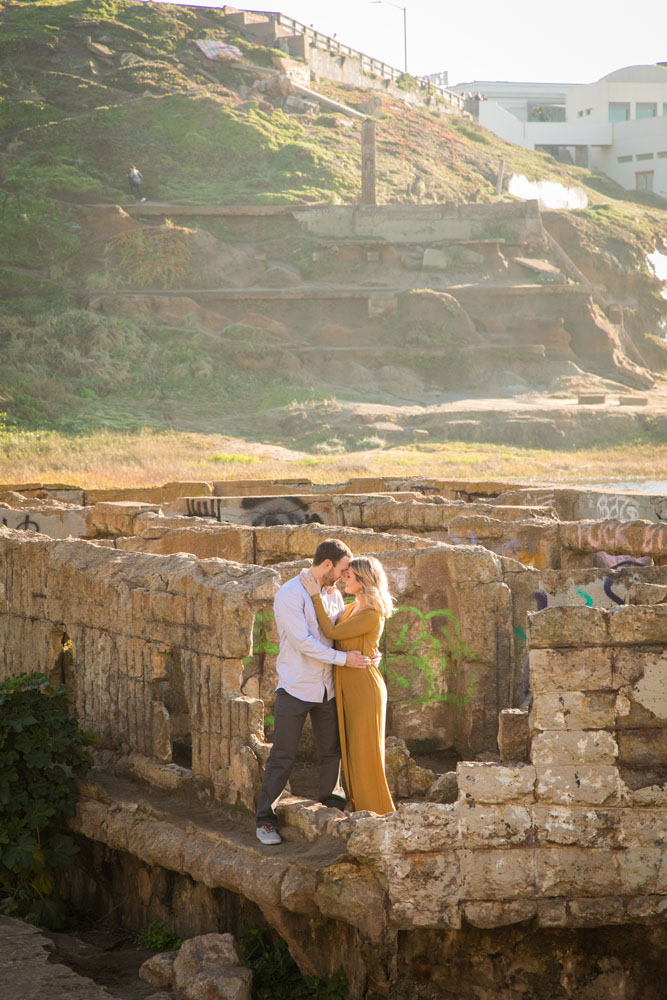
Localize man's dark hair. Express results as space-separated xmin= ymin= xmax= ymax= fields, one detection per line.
xmin=312 ymin=538 xmax=352 ymax=566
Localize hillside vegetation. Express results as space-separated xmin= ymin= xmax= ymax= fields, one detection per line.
xmin=0 ymin=0 xmax=666 ymax=452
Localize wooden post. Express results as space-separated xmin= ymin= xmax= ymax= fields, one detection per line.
xmin=361 ymin=118 xmax=377 ymax=206
xmin=496 ymin=158 xmax=505 ymax=196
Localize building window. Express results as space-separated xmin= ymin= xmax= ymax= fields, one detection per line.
xmin=663 ymin=104 xmax=667 ymax=116
xmin=636 ymin=152 xmax=654 ymax=161
xmin=617 ymin=155 xmax=633 ymax=163
xmin=636 ymin=102 xmax=657 ymax=119
xmin=609 ymin=101 xmax=630 ymax=122
xmin=658 ymin=151 xmax=667 ymax=159
xmin=635 ymin=170 xmax=654 ymax=191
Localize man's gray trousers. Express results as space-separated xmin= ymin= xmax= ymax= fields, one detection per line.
xmin=255 ymin=688 xmax=345 ymax=827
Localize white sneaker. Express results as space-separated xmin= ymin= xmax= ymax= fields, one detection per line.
xmin=256 ymin=823 xmax=282 ymax=845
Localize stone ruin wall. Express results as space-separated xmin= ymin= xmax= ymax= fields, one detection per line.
xmin=1 ymin=475 xmax=666 ymax=996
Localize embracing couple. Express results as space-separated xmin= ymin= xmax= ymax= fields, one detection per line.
xmin=255 ymin=538 xmax=395 ymax=845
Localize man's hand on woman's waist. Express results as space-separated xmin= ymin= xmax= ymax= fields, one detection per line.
xmin=345 ymin=651 xmax=371 ymax=669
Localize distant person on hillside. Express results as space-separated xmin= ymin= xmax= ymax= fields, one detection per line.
xmin=128 ymin=164 xmax=145 ymax=201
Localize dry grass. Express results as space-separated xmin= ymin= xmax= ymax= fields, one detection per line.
xmin=1 ymin=429 xmax=666 ymax=490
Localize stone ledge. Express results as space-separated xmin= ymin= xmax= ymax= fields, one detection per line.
xmin=0 ymin=916 xmax=114 ymax=1000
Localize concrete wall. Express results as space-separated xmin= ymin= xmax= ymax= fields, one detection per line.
xmin=293 ymin=200 xmax=544 ymax=245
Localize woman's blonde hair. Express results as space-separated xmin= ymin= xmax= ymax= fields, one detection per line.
xmin=349 ymin=556 xmax=394 ymax=618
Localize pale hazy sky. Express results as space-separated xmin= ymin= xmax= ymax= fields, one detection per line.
xmin=172 ymin=0 xmax=667 ymax=85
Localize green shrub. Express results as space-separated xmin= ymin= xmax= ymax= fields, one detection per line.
xmin=0 ymin=672 xmax=96 ymax=928
xmin=135 ymin=919 xmax=183 ymax=950
xmin=243 ymin=927 xmax=348 ymax=999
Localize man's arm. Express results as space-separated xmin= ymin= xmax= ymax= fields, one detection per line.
xmin=275 ymin=586 xmax=370 ymax=669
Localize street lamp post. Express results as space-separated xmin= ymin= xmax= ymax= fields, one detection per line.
xmin=370 ymin=1 xmax=408 ymax=76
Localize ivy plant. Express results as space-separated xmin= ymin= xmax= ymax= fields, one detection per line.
xmin=135 ymin=919 xmax=183 ymax=951
xmin=0 ymin=672 xmax=96 ymax=928
xmin=243 ymin=927 xmax=348 ymax=999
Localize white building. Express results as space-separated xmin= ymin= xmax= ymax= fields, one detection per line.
xmin=452 ymin=65 xmax=667 ymax=200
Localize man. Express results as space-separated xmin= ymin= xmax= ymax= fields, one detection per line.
xmin=255 ymin=538 xmax=371 ymax=845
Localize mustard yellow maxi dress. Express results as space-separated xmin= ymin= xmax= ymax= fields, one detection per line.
xmin=311 ymin=595 xmax=395 ymax=815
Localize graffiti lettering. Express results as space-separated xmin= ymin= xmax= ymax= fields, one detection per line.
xmin=532 ymin=589 xmax=548 ymax=611
xmin=581 ymin=494 xmax=640 ymax=522
xmin=1 ymin=514 xmax=40 ymax=532
xmin=185 ymin=496 xmax=325 ymax=527
xmin=241 ymin=496 xmax=324 ymax=527
xmin=186 ymin=497 xmax=222 ymax=522
xmin=381 ymin=605 xmax=477 ymax=708
xmin=575 ymin=519 xmax=667 ymax=556
xmin=246 ymin=604 xmax=477 ymax=709
xmin=603 ymin=578 xmax=625 ymax=605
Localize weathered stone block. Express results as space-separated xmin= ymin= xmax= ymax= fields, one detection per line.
xmin=535 ymin=846 xmax=622 ymax=896
xmin=275 ymin=799 xmax=344 ymax=844
xmin=498 ymin=708 xmax=530 ymax=762
xmin=151 ymin=702 xmax=172 ymax=762
xmin=458 ymin=803 xmax=533 ymax=847
xmin=532 ymin=805 xmax=621 ymax=847
xmin=618 ymin=808 xmax=667 ymax=846
xmin=531 ymin=730 xmax=618 ymax=765
xmin=535 ymin=765 xmax=619 ymax=806
xmin=462 ymin=899 xmax=537 ymax=928
xmin=619 ymin=781 xmax=667 ymax=807
xmin=315 ymin=862 xmax=386 ymax=941
xmin=536 ymin=897 xmax=568 ymax=926
xmin=613 ymin=646 xmax=657 ymax=688
xmin=566 ymin=896 xmax=628 ymax=926
xmin=86 ymin=501 xmax=158 ymax=538
xmin=347 ymin=803 xmax=458 ymax=859
xmin=528 ymin=607 xmax=608 ymax=648
xmin=608 ymin=605 xmax=667 ymax=646
xmin=457 ymin=762 xmax=536 ymax=803
xmin=616 ymin=728 xmax=667 ymax=767
xmin=386 ymin=850 xmax=463 ymax=928
xmin=616 ymin=847 xmax=666 ymax=893
xmin=229 ymin=696 xmax=264 ymax=740
xmin=529 ymin=647 xmax=612 ymax=694
xmin=460 ymin=848 xmax=535 ymax=899
xmin=530 ymin=691 xmax=615 ymax=731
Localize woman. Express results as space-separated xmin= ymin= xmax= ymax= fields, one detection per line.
xmin=300 ymin=556 xmax=395 ymax=815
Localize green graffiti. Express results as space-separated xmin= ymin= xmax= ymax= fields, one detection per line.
xmin=514 ymin=625 xmax=527 ymax=642
xmin=380 ymin=605 xmax=477 ymax=708
xmin=244 ymin=604 xmax=478 ymax=710
xmin=242 ymin=609 xmax=279 ymax=668
xmin=576 ymin=589 xmax=594 ymax=607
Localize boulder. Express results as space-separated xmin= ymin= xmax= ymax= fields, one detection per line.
xmin=261 ymin=265 xmax=302 ymax=288
xmin=139 ymin=951 xmax=178 ymax=988
xmin=251 ymin=74 xmax=293 ymax=103
xmin=180 ymin=967 xmax=253 ymax=1000
xmin=173 ymin=933 xmax=241 ymax=989
xmin=425 ymin=771 xmax=458 ymax=803
xmin=384 ymin=737 xmax=436 ymax=799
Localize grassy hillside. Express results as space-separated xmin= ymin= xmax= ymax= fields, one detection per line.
xmin=0 ymin=0 xmax=666 ymax=447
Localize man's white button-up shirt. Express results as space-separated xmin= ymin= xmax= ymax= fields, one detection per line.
xmin=273 ymin=575 xmax=346 ymax=702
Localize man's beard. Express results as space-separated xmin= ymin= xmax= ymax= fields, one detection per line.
xmin=320 ymin=570 xmax=337 ymax=588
